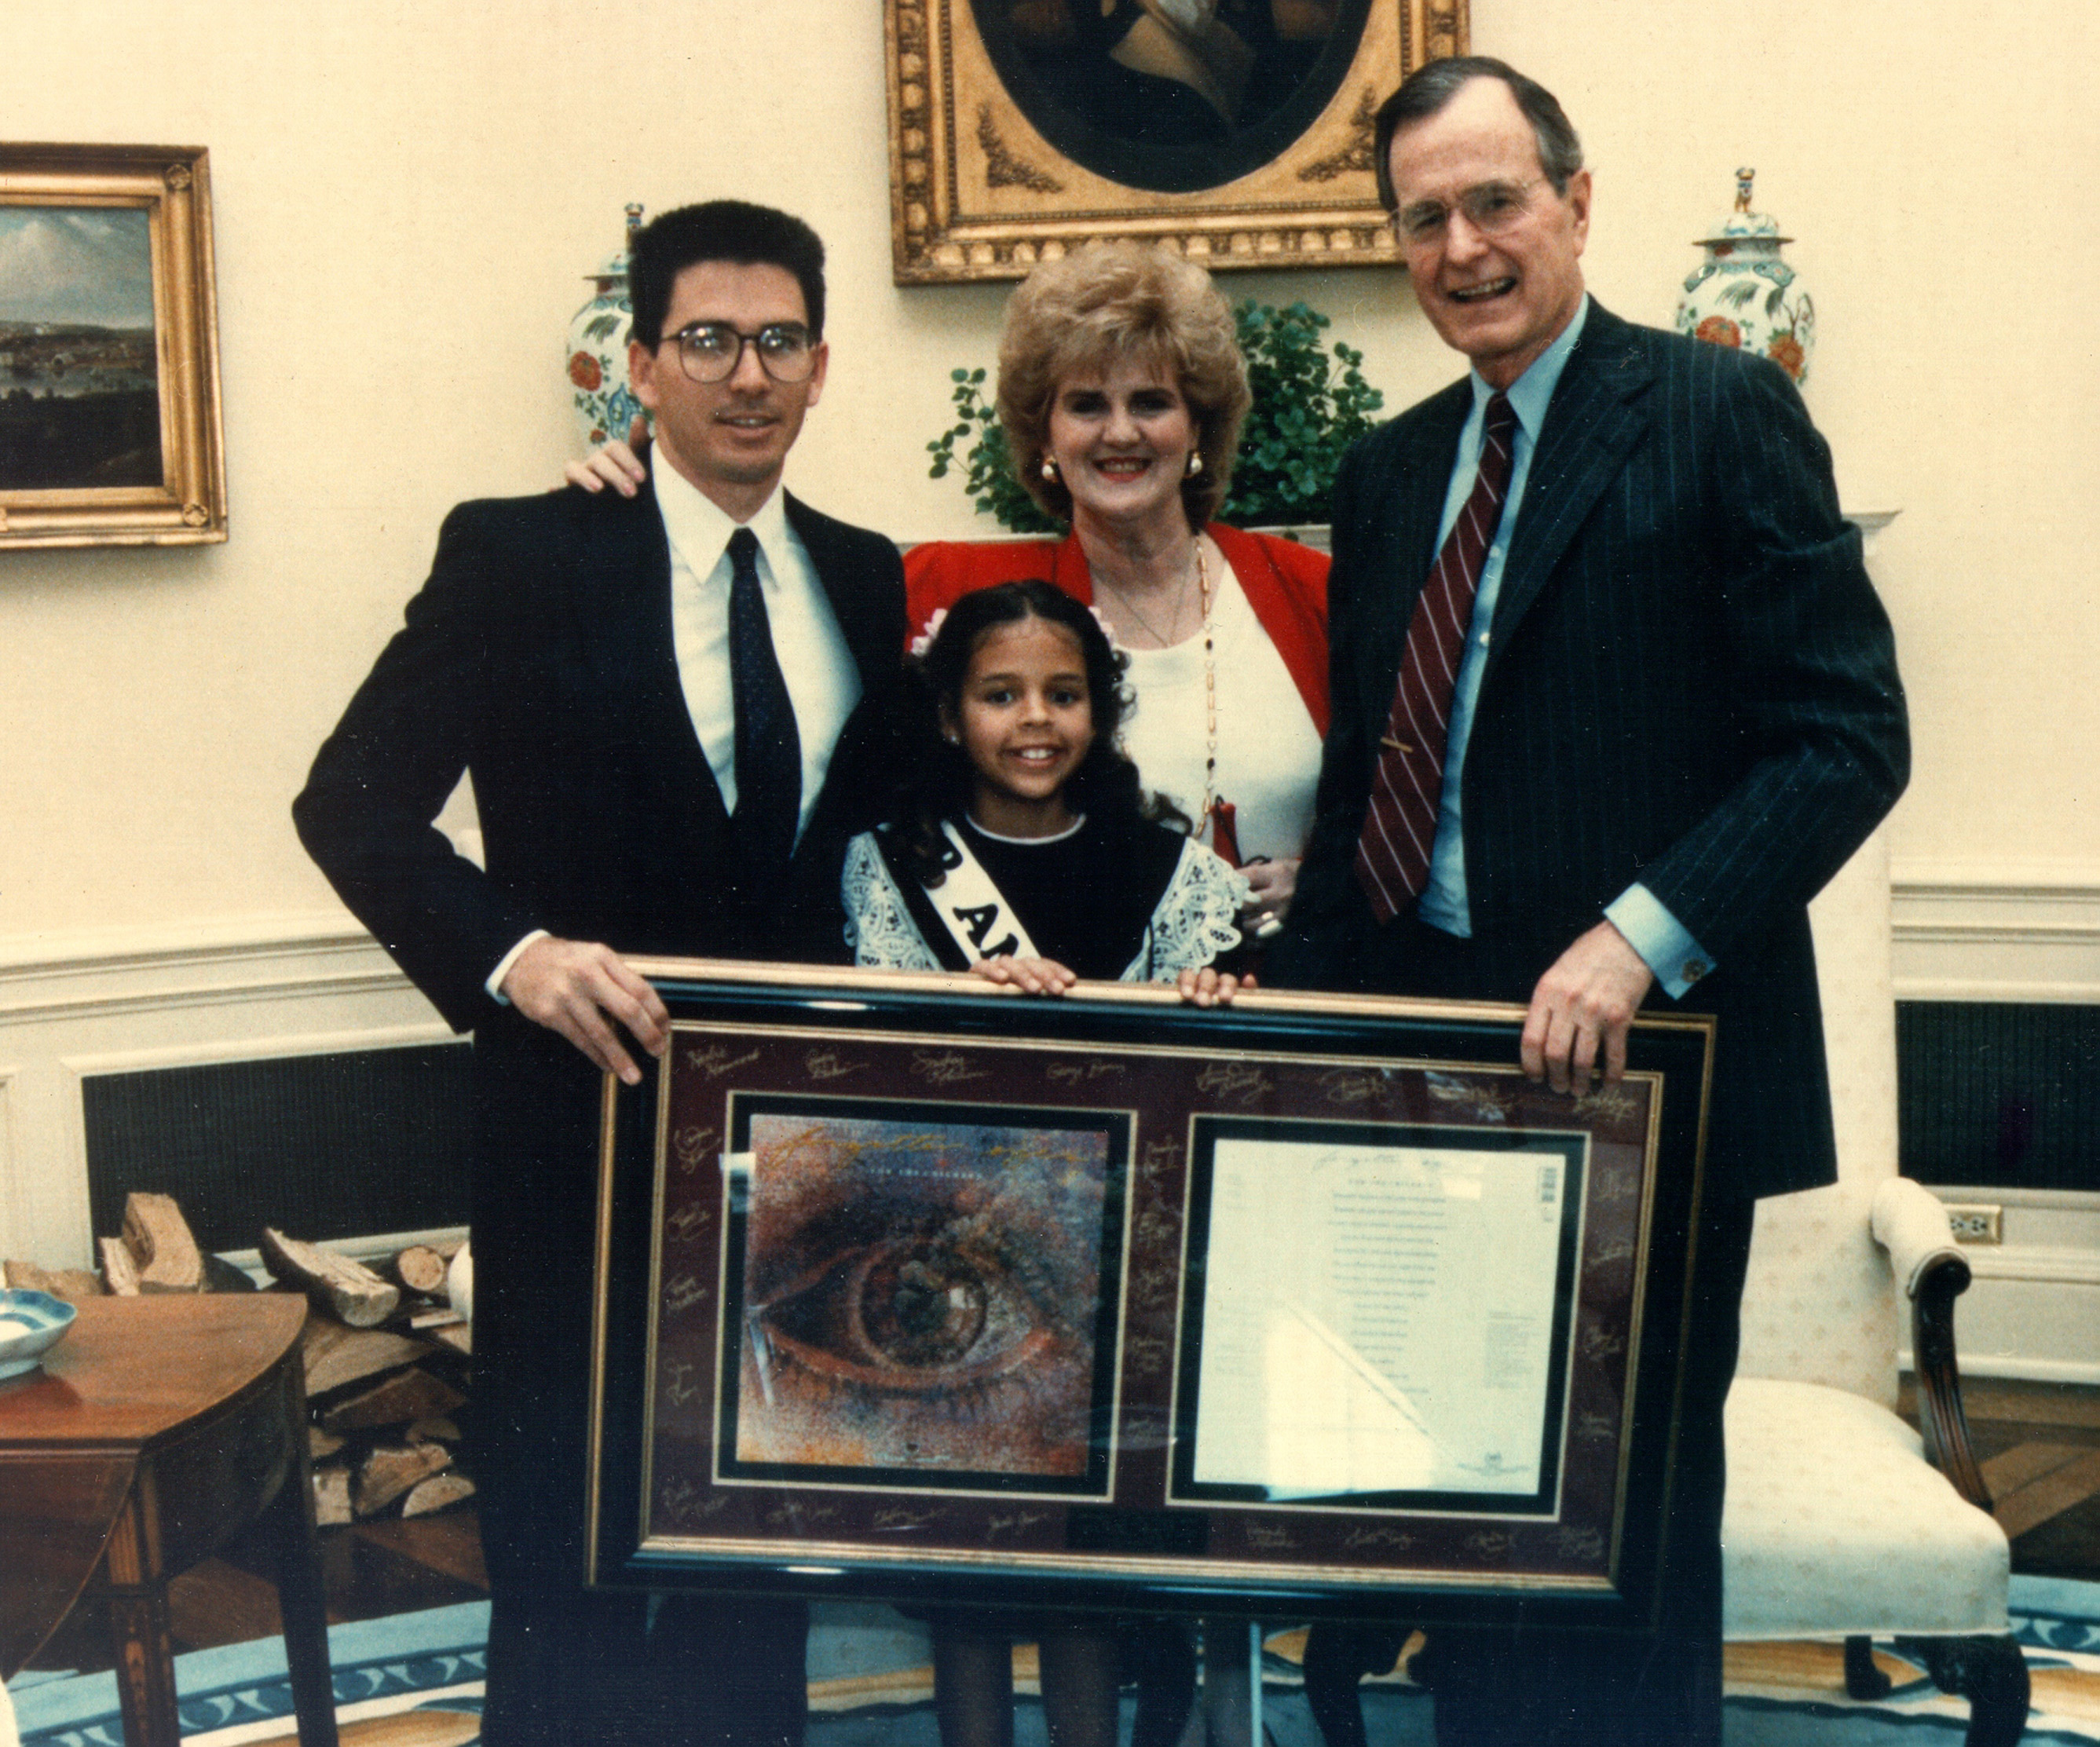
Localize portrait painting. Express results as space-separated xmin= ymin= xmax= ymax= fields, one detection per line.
xmin=886 ymin=0 xmax=1469 ymax=281
xmin=972 ymin=0 xmax=1372 ymax=196
xmin=0 ymin=207 xmax=160 ymax=492
xmin=717 ymin=1094 xmax=1129 ymax=1493
xmin=0 ymin=144 xmax=225 ymax=548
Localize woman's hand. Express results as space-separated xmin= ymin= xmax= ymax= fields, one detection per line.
xmin=562 ymin=415 xmax=651 ymax=496
xmin=970 ymin=955 xmax=1078 ymax=996
xmin=1238 ymin=856 xmax=1299 ymax=938
xmin=1176 ymin=967 xmax=1254 ymax=1007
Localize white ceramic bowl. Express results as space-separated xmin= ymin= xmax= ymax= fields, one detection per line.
xmin=0 ymin=1288 xmax=78 ymax=1381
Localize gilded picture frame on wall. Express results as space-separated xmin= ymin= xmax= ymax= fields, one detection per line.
xmin=586 ymin=959 xmax=1715 ymax=1631
xmin=0 ymin=144 xmax=227 ymax=550
xmin=886 ymin=0 xmax=1468 ymax=283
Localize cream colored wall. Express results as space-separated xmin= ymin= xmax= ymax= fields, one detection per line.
xmin=1 ymin=0 xmax=2095 ymax=943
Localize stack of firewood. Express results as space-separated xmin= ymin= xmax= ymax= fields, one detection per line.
xmin=301 ymin=1308 xmax=474 ymax=1524
xmin=265 ymin=1226 xmax=475 ymax=1525
xmin=4 ymin=1192 xmax=475 ymax=1526
xmin=2 ymin=1190 xmax=203 ymax=1302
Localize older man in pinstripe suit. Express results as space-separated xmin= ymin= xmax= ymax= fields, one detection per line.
xmin=1272 ymin=58 xmax=1908 ymax=1747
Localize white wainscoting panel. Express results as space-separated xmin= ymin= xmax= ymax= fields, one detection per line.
xmin=0 ymin=1066 xmax=17 ymax=1266
xmin=0 ymin=914 xmax=448 ymax=1269
xmin=1892 ymin=864 xmax=2100 ymax=1003
xmin=1892 ymin=867 xmax=2100 ymax=1383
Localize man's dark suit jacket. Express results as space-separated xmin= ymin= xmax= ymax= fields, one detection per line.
xmin=294 ymin=481 xmax=904 ymax=1611
xmin=1275 ymin=302 xmax=1909 ymax=1201
xmin=295 ymin=482 xmax=905 ymax=1029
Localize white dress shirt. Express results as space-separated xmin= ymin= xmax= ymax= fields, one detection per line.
xmin=653 ymin=466 xmax=860 ymax=831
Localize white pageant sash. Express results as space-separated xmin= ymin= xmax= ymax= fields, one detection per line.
xmin=930 ymin=821 xmax=1042 ymax=963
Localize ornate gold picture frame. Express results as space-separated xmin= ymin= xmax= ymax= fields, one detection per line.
xmin=0 ymin=144 xmax=226 ymax=550
xmin=887 ymin=0 xmax=1467 ymax=283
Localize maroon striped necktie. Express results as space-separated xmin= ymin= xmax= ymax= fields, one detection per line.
xmin=1354 ymin=391 xmax=1518 ymax=923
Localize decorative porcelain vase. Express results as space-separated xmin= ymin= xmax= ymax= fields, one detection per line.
xmin=565 ymin=203 xmax=646 ymax=446
xmin=1675 ymin=169 xmax=1815 ymax=388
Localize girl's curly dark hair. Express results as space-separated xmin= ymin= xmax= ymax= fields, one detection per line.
xmin=893 ymin=579 xmax=1184 ymax=886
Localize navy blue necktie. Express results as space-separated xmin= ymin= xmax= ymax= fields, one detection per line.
xmin=726 ymin=527 xmax=800 ymax=887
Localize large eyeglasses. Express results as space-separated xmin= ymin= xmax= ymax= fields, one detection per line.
xmin=666 ymin=321 xmax=818 ymax=384
xmin=1390 ymin=177 xmax=1547 ymax=247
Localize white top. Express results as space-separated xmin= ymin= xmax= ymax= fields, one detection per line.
xmin=654 ymin=468 xmax=862 ymax=831
xmin=1114 ymin=559 xmax=1322 ymax=861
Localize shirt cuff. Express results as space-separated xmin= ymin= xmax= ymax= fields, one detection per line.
xmin=485 ymin=930 xmax=551 ymax=1004
xmin=1604 ymin=885 xmax=1714 ymax=1000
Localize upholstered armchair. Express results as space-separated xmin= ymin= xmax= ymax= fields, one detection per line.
xmin=1723 ymin=831 xmax=2029 ymax=1745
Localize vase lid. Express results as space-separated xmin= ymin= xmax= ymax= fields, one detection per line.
xmin=584 ymin=202 xmax=647 ymax=280
xmin=1692 ymin=168 xmax=1792 ymax=247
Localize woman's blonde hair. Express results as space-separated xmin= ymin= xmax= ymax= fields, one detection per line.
xmin=996 ymin=242 xmax=1250 ymax=528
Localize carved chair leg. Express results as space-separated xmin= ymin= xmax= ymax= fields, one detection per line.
xmin=1893 ymin=1634 xmax=2030 ymax=1747
xmin=1844 ymin=1635 xmax=1893 ymax=1700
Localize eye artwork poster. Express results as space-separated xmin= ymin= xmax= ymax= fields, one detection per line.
xmin=720 ymin=1102 xmax=1125 ymax=1492
xmin=589 ymin=968 xmax=1712 ymax=1628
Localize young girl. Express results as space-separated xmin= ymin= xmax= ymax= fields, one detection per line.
xmin=843 ymin=580 xmax=1246 ymax=1747
xmin=844 ymin=579 xmax=1250 ymax=1002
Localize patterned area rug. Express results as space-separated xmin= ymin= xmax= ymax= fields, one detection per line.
xmin=7 ymin=1577 xmax=2096 ymax=1745
xmin=4 ymin=1604 xmax=486 ymax=1747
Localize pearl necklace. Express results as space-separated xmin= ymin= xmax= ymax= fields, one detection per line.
xmin=1191 ymin=538 xmax=1218 ymax=824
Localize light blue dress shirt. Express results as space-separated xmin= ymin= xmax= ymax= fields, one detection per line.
xmin=1416 ymin=296 xmax=1711 ymax=999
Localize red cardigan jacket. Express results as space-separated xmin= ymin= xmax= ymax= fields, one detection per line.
xmin=902 ymin=524 xmax=1330 ymax=736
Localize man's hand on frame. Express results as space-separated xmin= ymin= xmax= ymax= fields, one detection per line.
xmin=500 ymin=936 xmax=670 ymax=1084
xmin=1521 ymin=919 xmax=1655 ymax=1094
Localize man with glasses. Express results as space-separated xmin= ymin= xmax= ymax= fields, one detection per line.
xmin=1274 ymin=57 xmax=1908 ymax=1747
xmin=295 ymin=201 xmax=903 ymax=1747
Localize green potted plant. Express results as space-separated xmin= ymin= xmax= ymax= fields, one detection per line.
xmin=926 ymin=298 xmax=1383 ymax=535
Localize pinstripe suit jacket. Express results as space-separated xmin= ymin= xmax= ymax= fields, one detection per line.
xmin=1275 ymin=302 xmax=1908 ymax=1199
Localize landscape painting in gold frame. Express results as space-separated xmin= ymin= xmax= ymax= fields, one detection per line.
xmin=887 ymin=0 xmax=1468 ymax=283
xmin=0 ymin=144 xmax=226 ymax=550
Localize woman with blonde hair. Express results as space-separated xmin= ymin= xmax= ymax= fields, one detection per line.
xmin=904 ymin=239 xmax=1329 ymax=936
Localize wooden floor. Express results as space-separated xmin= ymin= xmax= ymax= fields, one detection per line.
xmin=25 ymin=1379 xmax=2100 ymax=1679
xmin=1925 ymin=1374 xmax=2100 ymax=1579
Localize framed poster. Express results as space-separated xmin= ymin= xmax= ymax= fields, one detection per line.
xmin=587 ymin=962 xmax=1713 ymax=1631
xmin=886 ymin=0 xmax=1469 ymax=283
xmin=0 ymin=144 xmax=226 ymax=550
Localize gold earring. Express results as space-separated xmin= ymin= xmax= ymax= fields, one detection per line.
xmin=1041 ymin=458 xmax=1059 ymax=481
xmin=1186 ymin=451 xmax=1203 ymax=477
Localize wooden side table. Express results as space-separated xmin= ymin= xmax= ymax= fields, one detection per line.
xmin=0 ymin=1294 xmax=339 ymax=1747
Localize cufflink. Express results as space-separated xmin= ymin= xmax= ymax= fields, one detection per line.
xmin=1681 ymin=958 xmax=1709 ymax=983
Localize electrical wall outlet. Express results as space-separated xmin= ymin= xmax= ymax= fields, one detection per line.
xmin=1943 ymin=1203 xmax=2003 ymax=1245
